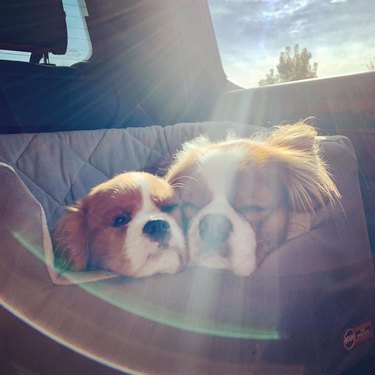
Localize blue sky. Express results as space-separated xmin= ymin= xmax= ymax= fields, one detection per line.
xmin=208 ymin=0 xmax=375 ymax=87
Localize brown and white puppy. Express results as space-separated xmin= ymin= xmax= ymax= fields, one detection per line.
xmin=165 ymin=123 xmax=340 ymax=277
xmin=53 ymin=172 xmax=186 ymax=278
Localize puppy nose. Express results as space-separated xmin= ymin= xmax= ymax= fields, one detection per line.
xmin=199 ymin=214 xmax=233 ymax=243
xmin=143 ymin=219 xmax=170 ymax=242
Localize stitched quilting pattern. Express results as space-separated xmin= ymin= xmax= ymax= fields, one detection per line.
xmin=0 ymin=122 xmax=262 ymax=228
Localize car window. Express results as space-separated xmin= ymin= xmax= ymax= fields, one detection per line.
xmin=0 ymin=0 xmax=91 ymax=66
xmin=208 ymin=0 xmax=375 ymax=88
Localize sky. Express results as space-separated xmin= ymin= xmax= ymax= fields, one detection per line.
xmin=208 ymin=0 xmax=375 ymax=87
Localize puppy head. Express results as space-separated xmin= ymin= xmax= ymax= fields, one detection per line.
xmin=53 ymin=172 xmax=186 ymax=278
xmin=166 ymin=123 xmax=340 ymax=276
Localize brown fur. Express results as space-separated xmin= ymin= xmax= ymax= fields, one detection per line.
xmin=165 ymin=123 xmax=341 ymax=272
xmin=53 ymin=172 xmax=185 ymax=277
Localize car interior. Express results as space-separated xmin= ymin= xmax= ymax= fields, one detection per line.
xmin=1 ymin=0 xmax=375 ymax=374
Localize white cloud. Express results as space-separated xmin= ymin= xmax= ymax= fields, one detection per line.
xmin=288 ymin=18 xmax=308 ymax=37
xmin=209 ymin=0 xmax=375 ymax=87
xmin=261 ymin=0 xmax=311 ymax=20
xmin=210 ymin=4 xmax=233 ymax=16
xmin=315 ymin=41 xmax=371 ymax=78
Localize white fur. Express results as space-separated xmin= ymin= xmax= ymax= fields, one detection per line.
xmin=123 ymin=175 xmax=185 ymax=277
xmin=188 ymin=147 xmax=257 ymax=277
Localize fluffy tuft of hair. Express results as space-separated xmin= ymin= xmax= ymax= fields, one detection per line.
xmin=166 ymin=122 xmax=341 ymax=213
xmin=165 ymin=135 xmax=210 ymax=186
xmin=263 ymin=123 xmax=341 ymax=212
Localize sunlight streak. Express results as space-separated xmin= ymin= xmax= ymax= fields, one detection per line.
xmin=10 ymin=230 xmax=281 ymax=340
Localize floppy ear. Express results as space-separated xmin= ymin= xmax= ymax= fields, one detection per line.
xmin=266 ymin=123 xmax=341 ymax=212
xmin=53 ymin=200 xmax=89 ymax=271
xmin=268 ymin=122 xmax=318 ymax=152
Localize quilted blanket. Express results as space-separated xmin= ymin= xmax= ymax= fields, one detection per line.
xmin=1 ymin=121 xmax=375 ymax=375
xmin=0 ymin=121 xmax=266 ymax=283
xmin=0 ymin=121 xmax=260 ymax=228
xmin=0 ymin=120 xmax=373 ymax=280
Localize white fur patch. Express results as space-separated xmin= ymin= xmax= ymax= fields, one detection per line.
xmin=188 ymin=147 xmax=257 ymax=276
xmin=198 ymin=147 xmax=246 ymax=193
xmin=124 ymin=174 xmax=185 ymax=277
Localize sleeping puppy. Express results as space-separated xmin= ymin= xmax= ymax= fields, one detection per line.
xmin=53 ymin=172 xmax=186 ymax=278
xmin=165 ymin=123 xmax=341 ymax=277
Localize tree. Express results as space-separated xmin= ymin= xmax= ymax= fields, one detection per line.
xmin=259 ymin=44 xmax=318 ymax=86
xmin=258 ymin=68 xmax=279 ymax=86
xmin=367 ymin=58 xmax=375 ymax=71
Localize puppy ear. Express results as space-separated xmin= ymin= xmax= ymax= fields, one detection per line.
xmin=53 ymin=200 xmax=89 ymax=271
xmin=267 ymin=122 xmax=317 ymax=153
xmin=266 ymin=123 xmax=341 ymax=212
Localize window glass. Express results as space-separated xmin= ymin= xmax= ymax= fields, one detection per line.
xmin=208 ymin=0 xmax=375 ymax=88
xmin=0 ymin=0 xmax=91 ymax=66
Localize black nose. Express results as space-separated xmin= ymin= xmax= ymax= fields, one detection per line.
xmin=199 ymin=214 xmax=233 ymax=244
xmin=143 ymin=219 xmax=171 ymax=242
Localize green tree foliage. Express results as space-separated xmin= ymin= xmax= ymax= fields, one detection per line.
xmin=259 ymin=44 xmax=318 ymax=86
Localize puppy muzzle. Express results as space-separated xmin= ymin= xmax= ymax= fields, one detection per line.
xmin=199 ymin=214 xmax=233 ymax=251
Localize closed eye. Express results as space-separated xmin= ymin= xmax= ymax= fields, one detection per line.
xmin=236 ymin=205 xmax=265 ymax=215
xmin=182 ymin=202 xmax=200 ymax=212
xmin=112 ymin=213 xmax=131 ymax=228
xmin=182 ymin=202 xmax=200 ymax=211
xmin=161 ymin=203 xmax=178 ymax=213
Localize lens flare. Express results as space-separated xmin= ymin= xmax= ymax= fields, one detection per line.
xmin=9 ymin=230 xmax=281 ymax=341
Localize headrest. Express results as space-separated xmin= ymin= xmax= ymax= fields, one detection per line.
xmin=0 ymin=0 xmax=67 ymax=55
